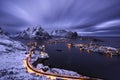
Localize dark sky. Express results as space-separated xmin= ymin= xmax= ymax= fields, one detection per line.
xmin=0 ymin=0 xmax=120 ymax=36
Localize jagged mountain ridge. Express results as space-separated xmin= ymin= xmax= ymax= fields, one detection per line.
xmin=15 ymin=26 xmax=50 ymax=39
xmin=1 ymin=26 xmax=78 ymax=39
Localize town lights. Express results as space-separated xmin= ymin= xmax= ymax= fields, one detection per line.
xmin=42 ymin=45 xmax=45 ymax=48
xmin=80 ymin=48 xmax=82 ymax=51
xmin=67 ymin=43 xmax=71 ymax=49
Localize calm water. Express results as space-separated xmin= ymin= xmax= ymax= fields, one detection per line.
xmin=44 ymin=37 xmax=120 ymax=80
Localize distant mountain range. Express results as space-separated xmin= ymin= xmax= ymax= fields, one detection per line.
xmin=0 ymin=26 xmax=78 ymax=39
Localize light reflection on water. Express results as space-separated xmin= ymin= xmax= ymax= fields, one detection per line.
xmin=44 ymin=37 xmax=120 ymax=80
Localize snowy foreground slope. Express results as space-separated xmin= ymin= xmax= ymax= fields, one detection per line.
xmin=0 ymin=34 xmax=47 ymax=80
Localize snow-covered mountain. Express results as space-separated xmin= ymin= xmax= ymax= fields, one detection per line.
xmin=15 ymin=26 xmax=50 ymax=39
xmin=51 ymin=29 xmax=78 ymax=38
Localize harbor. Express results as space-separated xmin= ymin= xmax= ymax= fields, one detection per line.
xmin=24 ymin=42 xmax=101 ymax=80
xmin=68 ymin=42 xmax=120 ymax=56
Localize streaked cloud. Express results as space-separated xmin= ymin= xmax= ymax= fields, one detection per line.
xmin=0 ymin=0 xmax=120 ymax=36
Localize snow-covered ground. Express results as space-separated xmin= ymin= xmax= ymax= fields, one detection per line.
xmin=0 ymin=34 xmax=47 ymax=80
xmin=37 ymin=64 xmax=81 ymax=77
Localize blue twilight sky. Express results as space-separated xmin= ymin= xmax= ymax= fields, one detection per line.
xmin=0 ymin=0 xmax=120 ymax=36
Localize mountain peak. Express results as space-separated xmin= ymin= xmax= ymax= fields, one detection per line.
xmin=16 ymin=26 xmax=50 ymax=39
